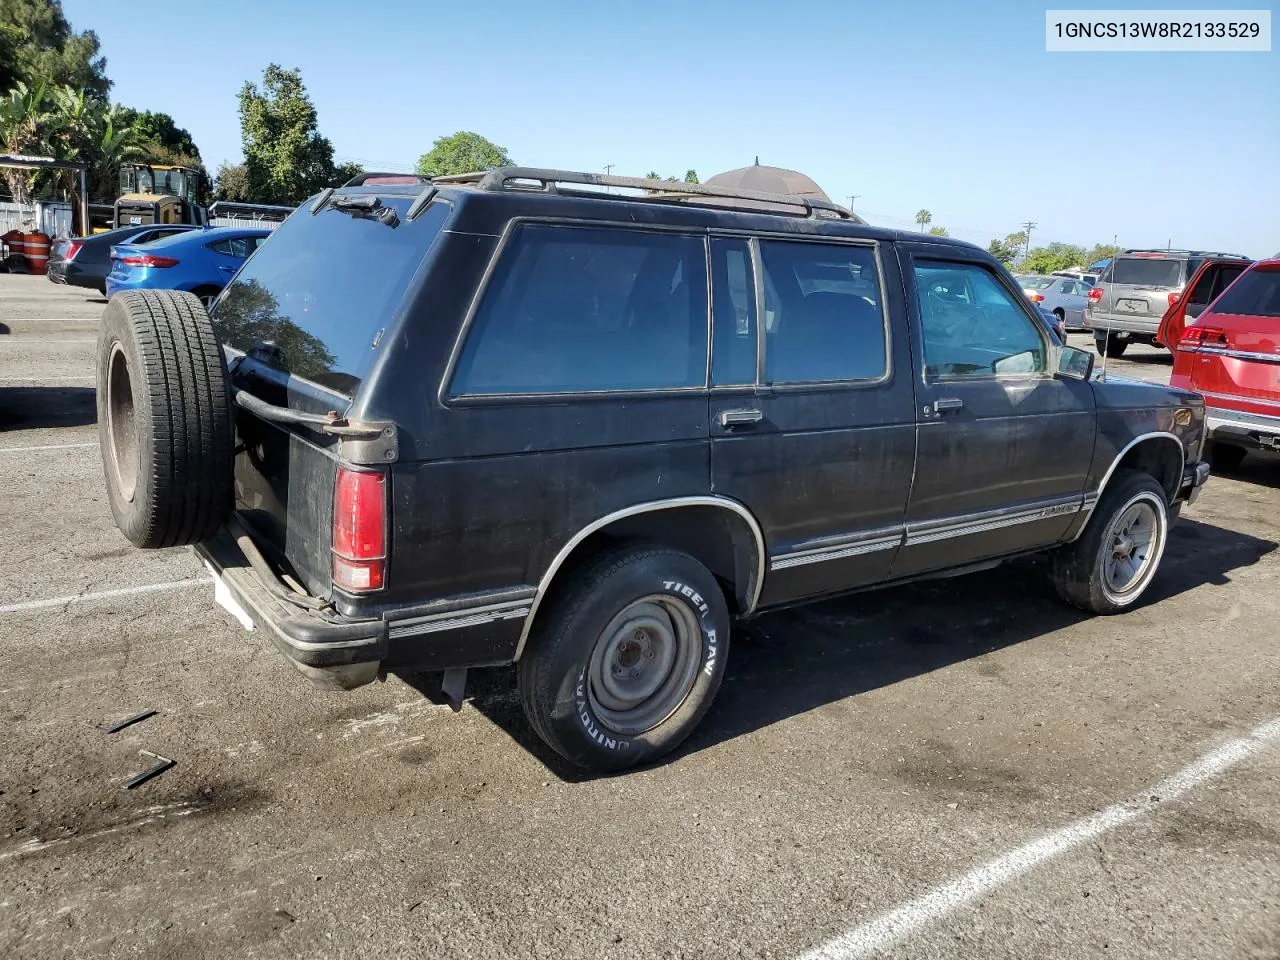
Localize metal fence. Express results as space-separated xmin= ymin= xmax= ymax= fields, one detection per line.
xmin=210 ymin=216 xmax=283 ymax=231
xmin=0 ymin=201 xmax=73 ymax=237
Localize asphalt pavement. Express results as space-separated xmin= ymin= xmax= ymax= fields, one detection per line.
xmin=1 ymin=275 xmax=1277 ymax=960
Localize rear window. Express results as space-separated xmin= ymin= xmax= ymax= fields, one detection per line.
xmin=1209 ymin=267 xmax=1280 ymax=318
xmin=1110 ymin=257 xmax=1184 ymax=288
xmin=1018 ymin=276 xmax=1057 ymax=290
xmin=211 ymin=196 xmax=449 ymax=394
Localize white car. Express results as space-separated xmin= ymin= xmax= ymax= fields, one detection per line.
xmin=1017 ymin=274 xmax=1090 ymax=331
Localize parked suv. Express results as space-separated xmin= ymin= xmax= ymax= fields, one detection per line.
xmin=94 ymin=168 xmax=1211 ymax=772
xmin=1169 ymin=257 xmax=1280 ymax=470
xmin=1086 ymin=249 xmax=1251 ymax=356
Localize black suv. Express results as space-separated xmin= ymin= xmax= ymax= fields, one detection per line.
xmin=95 ymin=168 xmax=1211 ymax=772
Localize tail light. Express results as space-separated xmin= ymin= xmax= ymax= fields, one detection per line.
xmin=1168 ymin=291 xmax=1181 ymax=307
xmin=1028 ymin=293 xmax=1045 ymax=303
xmin=119 ymin=254 xmax=179 ymax=268
xmin=63 ymin=241 xmax=82 ymax=261
xmin=1179 ymin=325 xmax=1227 ymax=349
xmin=1088 ymin=286 xmax=1104 ymax=303
xmin=332 ymin=467 xmax=387 ymax=592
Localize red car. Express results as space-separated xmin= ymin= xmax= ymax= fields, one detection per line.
xmin=1169 ymin=257 xmax=1280 ymax=470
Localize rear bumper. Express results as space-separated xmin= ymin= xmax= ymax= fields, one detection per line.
xmin=1086 ymin=314 xmax=1160 ymax=337
xmin=1206 ymin=404 xmax=1280 ymax=451
xmin=195 ymin=526 xmax=386 ymax=690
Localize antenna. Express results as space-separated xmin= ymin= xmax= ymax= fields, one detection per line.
xmin=1099 ymin=232 xmax=1116 ymax=382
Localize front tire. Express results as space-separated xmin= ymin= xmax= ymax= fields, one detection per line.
xmin=518 ymin=545 xmax=730 ymax=773
xmin=1051 ymin=470 xmax=1170 ymax=614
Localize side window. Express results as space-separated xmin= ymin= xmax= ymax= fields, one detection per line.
xmin=209 ymin=237 xmax=253 ymax=258
xmin=711 ymin=238 xmax=756 ymax=386
xmin=913 ymin=260 xmax=1046 ymax=379
xmin=1187 ymin=267 xmax=1216 ymax=306
xmin=451 ymin=224 xmax=709 ymax=396
xmin=758 ymin=240 xmax=887 ymax=384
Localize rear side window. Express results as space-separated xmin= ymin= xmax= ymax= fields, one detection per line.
xmin=759 ymin=240 xmax=887 ymax=384
xmin=1209 ymin=267 xmax=1280 ymax=318
xmin=213 ymin=199 xmax=449 ymax=395
xmin=1110 ymin=257 xmax=1183 ymax=287
xmin=451 ymin=224 xmax=708 ymax=396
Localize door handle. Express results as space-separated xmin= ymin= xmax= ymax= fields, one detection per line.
xmin=718 ymin=408 xmax=764 ymax=428
xmin=933 ymin=397 xmax=964 ymax=413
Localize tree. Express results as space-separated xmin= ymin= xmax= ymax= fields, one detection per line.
xmin=333 ymin=160 xmax=363 ymax=186
xmin=114 ymin=107 xmax=200 ymax=161
xmin=1024 ymin=241 xmax=1087 ymax=275
xmin=238 ymin=64 xmax=338 ymax=205
xmin=1083 ymin=243 xmax=1120 ymax=267
xmin=0 ymin=0 xmax=109 ymax=97
xmin=683 ymin=169 xmax=698 ymax=184
xmin=213 ymin=162 xmax=249 ymax=202
xmin=927 ymin=225 xmax=949 ymax=237
xmin=0 ymin=81 xmax=52 ymax=204
xmin=987 ymin=233 xmax=1026 ymax=267
xmin=416 ymin=131 xmax=512 ymax=178
xmin=915 ymin=209 xmax=932 ymax=232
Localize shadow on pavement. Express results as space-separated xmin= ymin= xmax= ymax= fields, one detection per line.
xmin=0 ymin=386 xmax=97 ymax=429
xmin=442 ymin=517 xmax=1275 ymax=779
xmin=1210 ymin=449 xmax=1280 ymax=491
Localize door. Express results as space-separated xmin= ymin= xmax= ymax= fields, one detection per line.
xmin=708 ymin=235 xmax=917 ymax=606
xmin=893 ymin=246 xmax=1096 ymax=578
xmin=1057 ymin=278 xmax=1088 ymax=329
xmin=1158 ymin=259 xmax=1252 ymax=347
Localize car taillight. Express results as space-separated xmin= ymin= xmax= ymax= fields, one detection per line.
xmin=333 ymin=467 xmax=386 ymax=592
xmin=64 ymin=241 xmax=82 ymax=261
xmin=1088 ymin=286 xmax=1103 ymax=303
xmin=1179 ymin=325 xmax=1227 ymax=349
xmin=120 ymin=254 xmax=179 ymax=267
xmin=1168 ymin=291 xmax=1181 ymax=306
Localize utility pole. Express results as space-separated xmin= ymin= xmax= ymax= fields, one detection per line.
xmin=847 ymin=194 xmax=860 ymax=212
xmin=1021 ymin=220 xmax=1037 ymax=266
xmin=603 ymin=163 xmax=614 ymax=194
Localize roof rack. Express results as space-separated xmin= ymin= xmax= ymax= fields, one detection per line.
xmin=344 ymin=171 xmax=430 ymax=187
xmin=431 ymin=166 xmax=865 ymax=223
xmin=1122 ymin=247 xmax=1251 ymax=260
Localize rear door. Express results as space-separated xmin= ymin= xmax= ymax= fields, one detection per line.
xmin=1158 ymin=259 xmax=1252 ymax=347
xmin=1057 ymin=278 xmax=1088 ymax=328
xmin=1103 ymin=254 xmax=1186 ymax=324
xmin=893 ymin=245 xmax=1096 ymax=577
xmin=708 ymin=234 xmax=917 ymax=605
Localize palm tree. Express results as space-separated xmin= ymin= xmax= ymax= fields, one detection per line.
xmin=915 ymin=208 xmax=932 ymax=232
xmin=47 ymin=87 xmax=140 ymax=230
xmin=0 ymin=82 xmax=53 ymax=205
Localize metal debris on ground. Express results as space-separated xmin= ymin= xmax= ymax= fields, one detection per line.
xmin=95 ymin=709 xmax=158 ymax=734
xmin=123 ymin=750 xmax=176 ymax=789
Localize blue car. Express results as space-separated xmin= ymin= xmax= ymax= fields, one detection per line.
xmin=106 ymin=226 xmax=272 ymax=306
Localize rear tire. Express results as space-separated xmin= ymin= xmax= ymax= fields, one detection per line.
xmin=1095 ymin=333 xmax=1128 ymax=358
xmin=96 ymin=289 xmax=233 ymax=548
xmin=1051 ymin=470 xmax=1169 ymax=614
xmin=1208 ymin=441 xmax=1246 ymax=473
xmin=518 ymin=545 xmax=730 ymax=773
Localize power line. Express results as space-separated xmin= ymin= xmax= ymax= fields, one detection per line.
xmin=1020 ymin=220 xmax=1037 ymax=263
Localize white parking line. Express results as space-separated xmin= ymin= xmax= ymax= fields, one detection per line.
xmin=0 ymin=338 xmax=97 ymax=343
xmin=0 ymin=442 xmax=97 ymax=453
xmin=0 ymin=376 xmax=94 ymax=382
xmin=797 ymin=717 xmax=1280 ymax=960
xmin=0 ymin=803 xmax=199 ymax=862
xmin=0 ymin=578 xmax=209 ymax=614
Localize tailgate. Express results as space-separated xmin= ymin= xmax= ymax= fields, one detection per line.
xmin=229 ymin=359 xmax=341 ymax=597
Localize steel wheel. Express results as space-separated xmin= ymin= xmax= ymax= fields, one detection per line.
xmin=1100 ymin=493 xmax=1166 ymax=604
xmin=586 ymin=594 xmax=701 ymax=737
xmin=105 ymin=341 xmax=138 ymax=502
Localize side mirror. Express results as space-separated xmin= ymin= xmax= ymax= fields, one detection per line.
xmin=1056 ymin=345 xmax=1095 ymax=381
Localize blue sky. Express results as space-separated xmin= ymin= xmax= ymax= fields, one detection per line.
xmin=63 ymin=0 xmax=1278 ymax=257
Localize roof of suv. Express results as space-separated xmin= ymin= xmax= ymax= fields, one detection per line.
xmin=322 ymin=166 xmax=988 ymax=254
xmin=1118 ymin=248 xmax=1251 ymax=261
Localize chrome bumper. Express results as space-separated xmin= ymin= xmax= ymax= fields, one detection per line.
xmin=1206 ymin=405 xmax=1280 ymax=450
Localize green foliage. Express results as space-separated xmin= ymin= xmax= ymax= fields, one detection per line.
xmin=927 ymin=225 xmax=948 ymax=237
xmin=213 ymin=162 xmax=249 ymax=203
xmin=987 ymin=233 xmax=1025 ymax=266
xmin=684 ymin=169 xmax=698 ymax=184
xmin=333 ymin=160 xmax=363 ymax=186
xmin=238 ymin=64 xmax=338 ymax=205
xmin=1083 ymin=243 xmax=1120 ymax=266
xmin=1023 ymin=241 xmax=1087 ymax=275
xmin=415 ymin=131 xmax=512 ymax=178
xmin=0 ymin=0 xmax=109 ymax=97
xmin=115 ymin=107 xmax=200 ymax=161
xmin=0 ymin=80 xmax=52 ymax=203
xmin=915 ymin=208 xmax=932 ymax=231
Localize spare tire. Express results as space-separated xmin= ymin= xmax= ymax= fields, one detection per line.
xmin=96 ymin=289 xmax=233 ymax=548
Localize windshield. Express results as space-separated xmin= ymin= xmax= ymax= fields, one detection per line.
xmin=1209 ymin=267 xmax=1280 ymax=318
xmin=211 ymin=196 xmax=450 ymax=395
xmin=1110 ymin=257 xmax=1183 ymax=288
xmin=1018 ymin=276 xmax=1057 ymax=290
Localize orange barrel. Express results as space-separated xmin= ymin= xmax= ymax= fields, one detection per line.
xmin=24 ymin=230 xmax=51 ymax=275
xmin=2 ymin=228 xmax=26 ymax=262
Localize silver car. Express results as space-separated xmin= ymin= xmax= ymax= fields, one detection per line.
xmin=1016 ymin=274 xmax=1089 ymax=331
xmin=1085 ymin=249 xmax=1250 ymax=356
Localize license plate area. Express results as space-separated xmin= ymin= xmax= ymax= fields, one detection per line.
xmin=1117 ymin=298 xmax=1147 ymax=313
